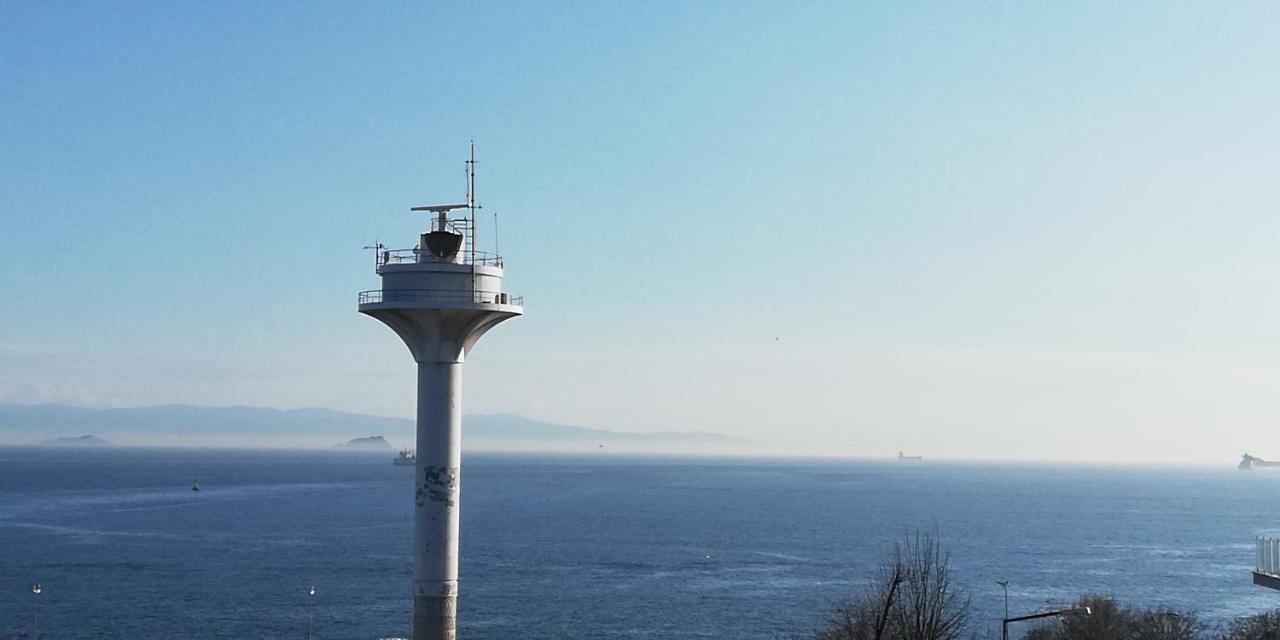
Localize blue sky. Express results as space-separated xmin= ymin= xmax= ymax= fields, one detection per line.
xmin=3 ymin=3 xmax=1279 ymax=461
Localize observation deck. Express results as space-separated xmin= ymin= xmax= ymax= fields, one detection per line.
xmin=357 ymin=243 xmax=523 ymax=314
xmin=1255 ymin=536 xmax=1280 ymax=590
xmin=359 ymin=289 xmax=523 ymax=306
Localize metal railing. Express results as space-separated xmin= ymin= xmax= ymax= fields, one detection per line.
xmin=358 ymin=289 xmax=523 ymax=307
xmin=1259 ymin=537 xmax=1280 ymax=576
xmin=1259 ymin=535 xmax=1280 ymax=576
xmin=376 ymin=248 xmax=504 ymax=268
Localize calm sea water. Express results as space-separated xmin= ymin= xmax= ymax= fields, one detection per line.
xmin=1 ymin=447 xmax=1277 ymax=639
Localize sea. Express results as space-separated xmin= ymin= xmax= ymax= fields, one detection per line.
xmin=1 ymin=447 xmax=1277 ymax=639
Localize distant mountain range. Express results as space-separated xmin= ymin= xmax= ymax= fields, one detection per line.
xmin=463 ymin=412 xmax=734 ymax=444
xmin=0 ymin=403 xmax=741 ymax=451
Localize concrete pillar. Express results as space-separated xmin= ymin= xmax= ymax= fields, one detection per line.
xmin=413 ymin=361 xmax=463 ymax=640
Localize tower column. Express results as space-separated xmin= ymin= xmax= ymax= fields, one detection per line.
xmin=414 ymin=360 xmax=462 ymax=640
xmin=358 ymin=148 xmax=521 ymax=639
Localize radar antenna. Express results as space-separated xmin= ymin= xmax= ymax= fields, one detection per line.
xmin=409 ymin=203 xmax=469 ymax=235
xmin=408 ymin=144 xmax=483 ymax=264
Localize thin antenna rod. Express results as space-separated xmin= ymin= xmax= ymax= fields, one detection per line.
xmin=467 ymin=140 xmax=477 ymax=267
xmin=493 ymin=211 xmax=499 ymax=256
xmin=363 ymin=240 xmax=384 ymax=268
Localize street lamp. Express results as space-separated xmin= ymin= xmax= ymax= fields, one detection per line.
xmin=996 ymin=581 xmax=1009 ymax=620
xmin=31 ymin=584 xmax=42 ymax=640
xmin=1002 ymin=606 xmax=1091 ymax=640
xmin=306 ymin=585 xmax=316 ymax=640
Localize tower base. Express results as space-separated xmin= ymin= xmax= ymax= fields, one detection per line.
xmin=414 ymin=594 xmax=457 ymax=640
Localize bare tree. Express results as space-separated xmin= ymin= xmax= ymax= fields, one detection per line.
xmin=815 ymin=550 xmax=904 ymax=640
xmin=814 ymin=532 xmax=969 ymax=640
xmin=890 ymin=533 xmax=969 ymax=640
xmin=1026 ymin=596 xmax=1200 ymax=640
xmin=1222 ymin=610 xmax=1280 ymax=640
xmin=1130 ymin=608 xmax=1200 ymax=640
xmin=1058 ymin=595 xmax=1131 ymax=640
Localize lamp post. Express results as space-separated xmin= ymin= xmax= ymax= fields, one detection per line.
xmin=1002 ymin=606 xmax=1091 ymax=640
xmin=306 ymin=586 xmax=316 ymax=640
xmin=996 ymin=580 xmax=1009 ymax=620
xmin=31 ymin=584 xmax=42 ymax=640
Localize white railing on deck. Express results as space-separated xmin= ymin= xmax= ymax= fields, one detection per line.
xmin=376 ymin=248 xmax=504 ymax=268
xmin=1257 ymin=537 xmax=1280 ymax=576
xmin=358 ymin=289 xmax=523 ymax=307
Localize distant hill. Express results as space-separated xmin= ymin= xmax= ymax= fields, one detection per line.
xmin=39 ymin=434 xmax=111 ymax=447
xmin=0 ymin=403 xmax=410 ymax=438
xmin=0 ymin=403 xmax=741 ymax=450
xmin=465 ymin=413 xmax=736 ymax=444
xmin=0 ymin=403 xmax=410 ymax=447
xmin=337 ymin=435 xmax=394 ymax=450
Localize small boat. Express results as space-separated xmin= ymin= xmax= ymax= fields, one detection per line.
xmin=897 ymin=451 xmax=922 ymax=461
xmin=191 ymin=478 xmax=200 ymax=492
xmin=394 ymin=450 xmax=416 ymax=466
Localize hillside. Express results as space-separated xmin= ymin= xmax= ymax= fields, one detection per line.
xmin=0 ymin=404 xmax=740 ymax=451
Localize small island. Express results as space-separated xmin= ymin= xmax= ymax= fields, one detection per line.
xmin=39 ymin=435 xmax=111 ymax=447
xmin=335 ymin=435 xmax=395 ymax=450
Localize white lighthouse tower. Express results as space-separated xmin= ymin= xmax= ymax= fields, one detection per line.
xmin=358 ymin=145 xmax=522 ymax=640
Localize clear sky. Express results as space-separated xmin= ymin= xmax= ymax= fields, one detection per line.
xmin=3 ymin=2 xmax=1279 ymax=462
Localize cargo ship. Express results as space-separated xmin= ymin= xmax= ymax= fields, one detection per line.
xmin=394 ymin=450 xmax=416 ymax=466
xmin=1240 ymin=453 xmax=1280 ymax=470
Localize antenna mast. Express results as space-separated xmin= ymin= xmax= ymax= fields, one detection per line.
xmin=467 ymin=140 xmax=477 ymax=267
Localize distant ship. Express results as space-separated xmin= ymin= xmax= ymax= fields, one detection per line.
xmin=191 ymin=478 xmax=200 ymax=492
xmin=897 ymin=451 xmax=922 ymax=461
xmin=1240 ymin=454 xmax=1280 ymax=470
xmin=394 ymin=450 xmax=416 ymax=466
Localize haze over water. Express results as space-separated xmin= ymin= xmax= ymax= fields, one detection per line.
xmin=0 ymin=447 xmax=1274 ymax=639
